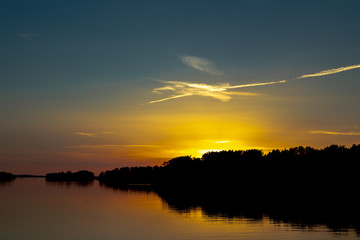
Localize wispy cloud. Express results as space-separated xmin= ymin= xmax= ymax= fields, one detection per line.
xmin=181 ymin=55 xmax=223 ymax=75
xmin=226 ymin=80 xmax=287 ymax=89
xmin=74 ymin=131 xmax=115 ymax=137
xmin=69 ymin=144 xmax=121 ymax=148
xmin=74 ymin=132 xmax=97 ymax=137
xmin=149 ymin=61 xmax=360 ymax=104
xmin=68 ymin=144 xmax=160 ymax=149
xmin=310 ymin=130 xmax=360 ymax=136
xmin=149 ymin=79 xmax=285 ymax=103
xmin=17 ymin=33 xmax=37 ymax=39
xmin=149 ymin=93 xmax=193 ymax=104
xmin=297 ymin=64 xmax=360 ymax=79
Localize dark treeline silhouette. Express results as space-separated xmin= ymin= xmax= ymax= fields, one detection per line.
xmin=99 ymin=166 xmax=156 ymax=184
xmin=46 ymin=170 xmax=95 ymax=182
xmin=98 ymin=144 xmax=360 ymax=236
xmin=99 ymin=144 xmax=360 ymax=194
xmin=0 ymin=172 xmax=16 ymax=181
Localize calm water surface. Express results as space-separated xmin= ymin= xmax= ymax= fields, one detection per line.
xmin=0 ymin=178 xmax=358 ymax=240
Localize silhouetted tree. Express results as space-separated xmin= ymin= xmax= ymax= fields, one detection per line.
xmin=46 ymin=170 xmax=94 ymax=182
xmin=0 ymin=172 xmax=16 ymax=181
xmin=97 ymin=144 xmax=360 ymax=194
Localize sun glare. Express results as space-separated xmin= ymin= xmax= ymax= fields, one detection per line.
xmin=198 ymin=149 xmax=222 ymax=155
xmin=215 ymin=140 xmax=230 ymax=144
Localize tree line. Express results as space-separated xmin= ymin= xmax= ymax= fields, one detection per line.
xmin=0 ymin=172 xmax=16 ymax=181
xmin=46 ymin=170 xmax=95 ymax=182
xmin=99 ymin=144 xmax=360 ymax=193
xmin=4 ymin=144 xmax=358 ymax=189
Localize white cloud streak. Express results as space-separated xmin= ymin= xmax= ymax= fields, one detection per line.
xmin=74 ymin=131 xmax=115 ymax=137
xmin=74 ymin=132 xmax=97 ymax=137
xmin=149 ymin=61 xmax=360 ymax=104
xmin=149 ymin=79 xmax=286 ymax=103
xmin=181 ymin=55 xmax=223 ymax=75
xmin=68 ymin=144 xmax=160 ymax=149
xmin=297 ymin=64 xmax=360 ymax=79
xmin=149 ymin=93 xmax=192 ymax=104
xmin=310 ymin=130 xmax=360 ymax=136
xmin=227 ymin=80 xmax=287 ymax=89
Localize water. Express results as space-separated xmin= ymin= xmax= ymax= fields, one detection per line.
xmin=0 ymin=178 xmax=358 ymax=240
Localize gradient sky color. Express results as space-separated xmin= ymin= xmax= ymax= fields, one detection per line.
xmin=1 ymin=0 xmax=360 ymax=174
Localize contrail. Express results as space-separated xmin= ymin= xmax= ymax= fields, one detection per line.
xmin=149 ymin=79 xmax=286 ymax=103
xmin=227 ymin=80 xmax=287 ymax=89
xmin=310 ymin=130 xmax=360 ymax=136
xmin=297 ymin=64 xmax=360 ymax=79
xmin=149 ymin=63 xmax=360 ymax=104
xmin=149 ymin=94 xmax=192 ymax=104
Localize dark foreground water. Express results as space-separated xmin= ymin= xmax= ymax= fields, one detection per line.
xmin=0 ymin=178 xmax=358 ymax=240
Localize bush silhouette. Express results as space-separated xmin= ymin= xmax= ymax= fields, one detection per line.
xmin=46 ymin=170 xmax=94 ymax=182
xmin=0 ymin=172 xmax=16 ymax=181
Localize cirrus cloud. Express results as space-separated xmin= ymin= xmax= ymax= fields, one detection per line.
xmin=310 ymin=130 xmax=360 ymax=136
xmin=74 ymin=131 xmax=115 ymax=137
xmin=181 ymin=55 xmax=223 ymax=75
xmin=149 ymin=55 xmax=360 ymax=104
xmin=149 ymin=79 xmax=285 ymax=103
xmin=74 ymin=132 xmax=97 ymax=137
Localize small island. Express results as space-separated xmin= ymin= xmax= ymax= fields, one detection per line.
xmin=46 ymin=170 xmax=95 ymax=182
xmin=0 ymin=172 xmax=16 ymax=181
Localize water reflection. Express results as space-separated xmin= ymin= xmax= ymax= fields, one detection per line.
xmin=0 ymin=179 xmax=15 ymax=186
xmin=99 ymin=183 xmax=360 ymax=237
xmin=99 ymin=181 xmax=153 ymax=193
xmin=1 ymin=178 xmax=359 ymax=240
xmin=46 ymin=180 xmax=94 ymax=187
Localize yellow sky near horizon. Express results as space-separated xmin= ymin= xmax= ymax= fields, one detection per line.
xmin=2 ymin=77 xmax=360 ymax=176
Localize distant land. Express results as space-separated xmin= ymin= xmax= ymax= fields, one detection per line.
xmin=96 ymin=144 xmax=360 ymax=191
xmin=46 ymin=170 xmax=94 ymax=182
xmin=38 ymin=143 xmax=360 ymax=199
xmin=2 ymin=144 xmax=360 ymax=190
xmin=0 ymin=172 xmax=16 ymax=181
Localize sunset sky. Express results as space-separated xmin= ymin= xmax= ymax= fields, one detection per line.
xmin=1 ymin=0 xmax=360 ymax=174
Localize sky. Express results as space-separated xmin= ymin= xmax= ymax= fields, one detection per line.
xmin=1 ymin=0 xmax=360 ymax=175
